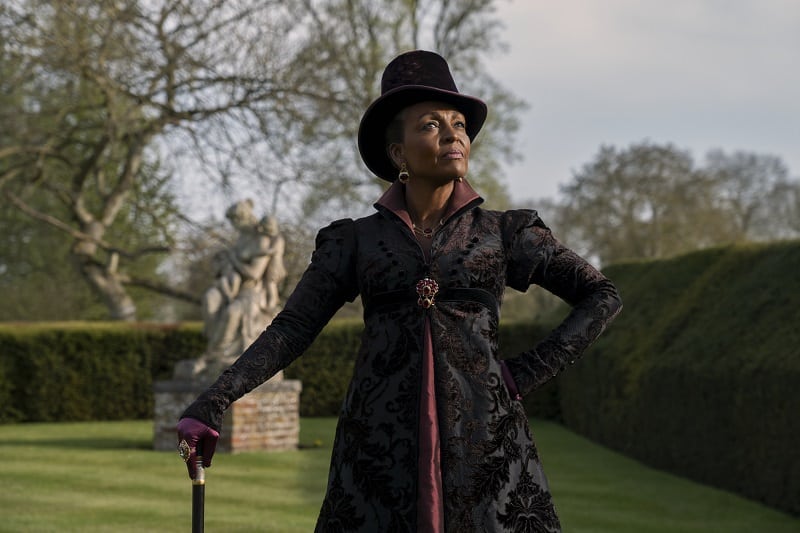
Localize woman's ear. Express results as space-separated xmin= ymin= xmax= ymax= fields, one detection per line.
xmin=388 ymin=143 xmax=405 ymax=170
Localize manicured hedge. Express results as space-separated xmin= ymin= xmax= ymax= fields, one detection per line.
xmin=0 ymin=319 xmax=560 ymax=421
xmin=558 ymin=240 xmax=800 ymax=516
xmin=4 ymin=242 xmax=797 ymax=517
xmin=0 ymin=322 xmax=205 ymax=423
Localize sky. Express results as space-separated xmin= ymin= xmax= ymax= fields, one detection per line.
xmin=486 ymin=0 xmax=800 ymax=202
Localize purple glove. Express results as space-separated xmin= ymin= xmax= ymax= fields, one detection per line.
xmin=177 ymin=417 xmax=219 ymax=480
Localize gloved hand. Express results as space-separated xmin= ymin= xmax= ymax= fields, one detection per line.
xmin=499 ymin=360 xmax=523 ymax=401
xmin=177 ymin=417 xmax=219 ymax=480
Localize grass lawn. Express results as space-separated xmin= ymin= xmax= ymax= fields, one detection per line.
xmin=1 ymin=418 xmax=796 ymax=532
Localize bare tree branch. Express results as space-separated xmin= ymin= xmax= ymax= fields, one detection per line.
xmin=6 ymin=191 xmax=172 ymax=260
xmin=5 ymin=190 xmax=114 ymax=248
xmin=119 ymin=274 xmax=201 ymax=305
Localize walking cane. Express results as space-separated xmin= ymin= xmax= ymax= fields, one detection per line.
xmin=178 ymin=439 xmax=205 ymax=533
xmin=192 ymin=452 xmax=205 ymax=533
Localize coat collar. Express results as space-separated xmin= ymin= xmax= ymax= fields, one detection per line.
xmin=374 ymin=179 xmax=483 ymax=232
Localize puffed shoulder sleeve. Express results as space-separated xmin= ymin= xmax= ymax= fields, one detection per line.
xmin=503 ymin=210 xmax=622 ymax=396
xmin=181 ymin=219 xmax=358 ymax=430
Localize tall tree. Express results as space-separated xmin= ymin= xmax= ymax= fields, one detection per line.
xmin=556 ymin=142 xmax=720 ymax=264
xmin=1 ymin=0 xmax=524 ymax=320
xmin=703 ymin=149 xmax=796 ymax=240
xmin=1 ymin=0 xmax=293 ymax=319
xmin=549 ymin=142 xmax=799 ymax=265
xmin=200 ymin=0 xmax=522 ymax=229
xmin=767 ymin=179 xmax=800 ymax=237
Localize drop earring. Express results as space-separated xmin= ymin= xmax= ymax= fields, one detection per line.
xmin=398 ymin=162 xmax=410 ymax=184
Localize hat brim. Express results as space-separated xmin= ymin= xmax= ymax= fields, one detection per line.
xmin=358 ymin=86 xmax=487 ymax=182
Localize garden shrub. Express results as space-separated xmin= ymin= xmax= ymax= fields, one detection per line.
xmin=0 ymin=319 xmax=561 ymax=421
xmin=558 ymin=240 xmax=800 ymax=516
xmin=0 ymin=322 xmax=204 ymax=423
xmin=3 ymin=241 xmax=797 ymax=516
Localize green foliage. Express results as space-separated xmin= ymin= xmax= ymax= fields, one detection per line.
xmin=558 ymin=240 xmax=800 ymax=516
xmin=2 ymin=0 xmax=523 ymax=320
xmin=264 ymin=0 xmax=519 ymax=224
xmin=4 ymin=235 xmax=800 ymax=520
xmin=0 ymin=319 xmax=562 ymax=421
xmin=0 ymin=188 xmax=177 ymax=321
xmin=0 ymin=206 xmax=106 ymax=320
xmin=1 ymin=419 xmax=797 ymax=532
xmin=553 ymin=141 xmax=800 ymax=264
xmin=0 ymin=1 xmax=286 ymax=320
xmin=703 ymin=149 xmax=796 ymax=239
xmin=0 ymin=322 xmax=205 ymax=423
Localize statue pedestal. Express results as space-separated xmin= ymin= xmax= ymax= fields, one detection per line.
xmin=153 ymin=377 xmax=302 ymax=453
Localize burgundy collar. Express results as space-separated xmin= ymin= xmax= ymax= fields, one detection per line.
xmin=374 ymin=179 xmax=483 ymax=232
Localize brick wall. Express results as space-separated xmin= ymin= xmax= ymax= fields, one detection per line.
xmin=153 ymin=379 xmax=302 ymax=453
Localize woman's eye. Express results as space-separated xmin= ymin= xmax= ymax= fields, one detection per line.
xmin=423 ymin=121 xmax=438 ymax=130
xmin=454 ymin=120 xmax=466 ymax=129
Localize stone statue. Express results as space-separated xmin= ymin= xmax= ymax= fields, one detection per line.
xmin=154 ymin=199 xmax=300 ymax=453
xmin=259 ymin=215 xmax=287 ymax=312
xmin=176 ymin=199 xmax=287 ymax=381
xmin=155 ymin=200 xmax=300 ymax=452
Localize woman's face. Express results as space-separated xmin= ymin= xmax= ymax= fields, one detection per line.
xmin=390 ymin=101 xmax=470 ymax=185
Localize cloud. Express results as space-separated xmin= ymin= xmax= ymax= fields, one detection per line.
xmin=488 ymin=0 xmax=800 ymax=199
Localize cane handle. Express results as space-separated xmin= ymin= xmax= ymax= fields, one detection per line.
xmin=193 ymin=455 xmax=205 ymax=485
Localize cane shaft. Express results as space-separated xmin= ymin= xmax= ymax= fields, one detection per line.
xmin=192 ymin=457 xmax=205 ymax=533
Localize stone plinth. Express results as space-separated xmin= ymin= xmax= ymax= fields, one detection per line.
xmin=153 ymin=378 xmax=302 ymax=453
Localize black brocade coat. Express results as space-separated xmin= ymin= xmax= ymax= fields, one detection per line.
xmin=182 ymin=187 xmax=622 ymax=533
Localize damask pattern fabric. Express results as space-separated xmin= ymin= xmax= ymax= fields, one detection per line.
xmin=182 ymin=185 xmax=622 ymax=532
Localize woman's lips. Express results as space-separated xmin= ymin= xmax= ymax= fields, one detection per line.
xmin=442 ymin=150 xmax=463 ymax=159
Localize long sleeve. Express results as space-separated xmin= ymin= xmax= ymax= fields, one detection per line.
xmin=181 ymin=219 xmax=359 ymax=430
xmin=503 ymin=210 xmax=622 ymax=396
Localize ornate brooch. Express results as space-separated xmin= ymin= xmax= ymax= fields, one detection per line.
xmin=416 ymin=278 xmax=439 ymax=309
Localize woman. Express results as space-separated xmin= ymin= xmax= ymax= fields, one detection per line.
xmin=177 ymin=50 xmax=622 ymax=532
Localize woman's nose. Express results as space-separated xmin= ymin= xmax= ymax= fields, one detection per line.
xmin=440 ymin=123 xmax=457 ymax=142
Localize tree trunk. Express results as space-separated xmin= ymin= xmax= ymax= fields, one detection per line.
xmin=71 ymin=234 xmax=137 ymax=321
xmin=80 ymin=262 xmax=138 ymax=321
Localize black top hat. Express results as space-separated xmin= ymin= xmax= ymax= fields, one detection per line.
xmin=358 ymin=50 xmax=488 ymax=182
